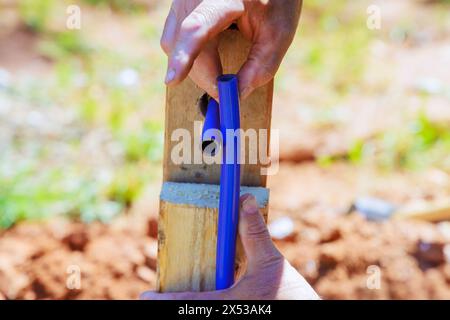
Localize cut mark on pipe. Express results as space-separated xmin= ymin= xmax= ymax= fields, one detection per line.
xmin=197 ymin=93 xmax=210 ymax=117
xmin=218 ymin=74 xmax=236 ymax=83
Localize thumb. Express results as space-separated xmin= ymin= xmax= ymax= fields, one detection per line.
xmin=239 ymin=194 xmax=282 ymax=271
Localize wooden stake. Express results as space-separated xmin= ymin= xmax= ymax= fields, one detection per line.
xmin=157 ymin=30 xmax=273 ymax=292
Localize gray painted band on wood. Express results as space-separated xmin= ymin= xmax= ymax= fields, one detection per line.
xmin=160 ymin=181 xmax=269 ymax=209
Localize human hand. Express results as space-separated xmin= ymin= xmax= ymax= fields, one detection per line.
xmin=161 ymin=0 xmax=302 ymax=100
xmin=140 ymin=194 xmax=319 ymax=300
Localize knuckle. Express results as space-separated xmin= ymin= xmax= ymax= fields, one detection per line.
xmin=268 ymin=24 xmax=289 ymax=44
xmin=253 ymin=252 xmax=284 ymax=274
xmin=189 ymin=11 xmax=208 ymax=25
xmin=245 ymin=219 xmax=270 ymax=240
xmin=181 ymin=12 xmax=207 ymax=37
xmin=260 ymin=251 xmax=284 ymax=267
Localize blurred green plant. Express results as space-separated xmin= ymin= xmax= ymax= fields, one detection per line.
xmin=18 ymin=0 xmax=145 ymax=34
xmin=0 ymin=162 xmax=111 ymax=228
xmin=39 ymin=31 xmax=93 ymax=59
xmin=19 ymin=0 xmax=56 ymax=32
xmin=279 ymin=0 xmax=372 ymax=95
xmin=82 ymin=0 xmax=146 ymax=12
xmin=374 ymin=112 xmax=450 ymax=170
xmin=0 ymin=0 xmax=165 ymax=228
xmin=329 ymin=112 xmax=450 ymax=171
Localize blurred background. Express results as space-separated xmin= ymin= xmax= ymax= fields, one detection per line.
xmin=0 ymin=0 xmax=449 ymax=299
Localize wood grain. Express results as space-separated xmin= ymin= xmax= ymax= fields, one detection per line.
xmin=157 ymin=201 xmax=218 ymax=292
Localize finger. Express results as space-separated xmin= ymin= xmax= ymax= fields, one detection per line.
xmin=160 ymin=5 xmax=177 ymax=54
xmin=237 ymin=39 xmax=286 ymax=99
xmin=238 ymin=195 xmax=282 ymax=271
xmin=140 ymin=290 xmax=228 ymax=301
xmin=165 ymin=0 xmax=244 ymax=85
xmin=189 ymin=40 xmax=221 ymax=99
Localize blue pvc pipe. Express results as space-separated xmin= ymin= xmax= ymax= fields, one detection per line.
xmin=202 ymin=98 xmax=220 ymax=155
xmin=216 ymin=74 xmax=241 ymax=290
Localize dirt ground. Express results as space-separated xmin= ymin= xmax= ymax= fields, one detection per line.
xmin=1 ymin=162 xmax=449 ymax=300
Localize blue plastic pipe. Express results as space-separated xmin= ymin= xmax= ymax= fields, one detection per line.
xmin=202 ymin=98 xmax=220 ymax=155
xmin=216 ymin=74 xmax=241 ymax=290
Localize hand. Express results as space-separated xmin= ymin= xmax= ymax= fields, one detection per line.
xmin=140 ymin=194 xmax=319 ymax=300
xmin=161 ymin=0 xmax=303 ymax=100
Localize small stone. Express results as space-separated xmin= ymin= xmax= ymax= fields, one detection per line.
xmin=304 ymin=260 xmax=317 ymax=276
xmin=268 ymin=216 xmax=295 ymax=241
xmin=354 ymin=196 xmax=396 ymax=221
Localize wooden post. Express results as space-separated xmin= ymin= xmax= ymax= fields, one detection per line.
xmin=158 ymin=182 xmax=269 ymax=292
xmin=157 ymin=30 xmax=273 ymax=292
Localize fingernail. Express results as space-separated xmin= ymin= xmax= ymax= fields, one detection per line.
xmin=242 ymin=196 xmax=258 ymax=214
xmin=165 ymin=68 xmax=176 ymax=84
